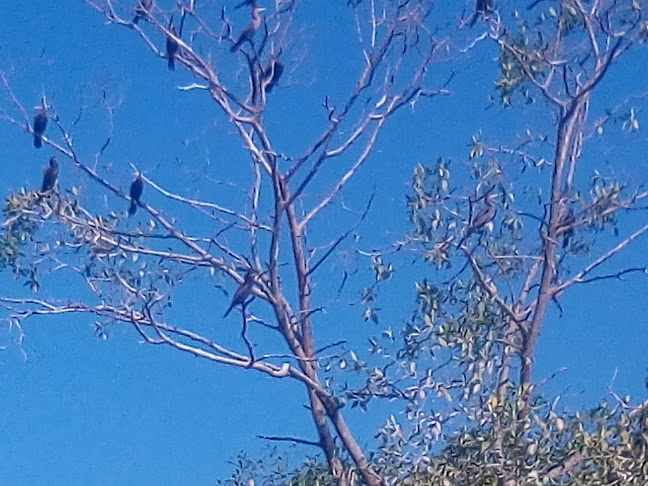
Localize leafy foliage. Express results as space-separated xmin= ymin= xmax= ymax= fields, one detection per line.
xmin=1 ymin=1 xmax=648 ymax=486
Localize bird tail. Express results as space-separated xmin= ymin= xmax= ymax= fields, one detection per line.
xmin=34 ymin=135 xmax=42 ymax=148
xmin=562 ymin=230 xmax=573 ymax=249
xmin=230 ymin=40 xmax=242 ymax=53
xmin=129 ymin=200 xmax=138 ymax=216
xmin=133 ymin=15 xmax=141 ymax=24
xmin=168 ymin=57 xmax=175 ymax=71
xmin=223 ymin=304 xmax=235 ymax=318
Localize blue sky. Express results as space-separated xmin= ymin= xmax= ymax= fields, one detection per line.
xmin=1 ymin=1 xmax=647 ymax=485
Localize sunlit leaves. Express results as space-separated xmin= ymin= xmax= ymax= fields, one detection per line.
xmin=469 ymin=135 xmax=485 ymax=160
xmin=589 ymin=171 xmax=623 ymax=231
xmin=640 ymin=20 xmax=648 ymax=42
xmin=371 ymin=254 xmax=393 ymax=282
xmin=360 ymin=286 xmax=379 ymax=323
xmin=215 ymin=450 xmax=334 ymax=486
xmin=0 ymin=190 xmax=42 ymax=274
xmin=93 ymin=321 xmax=109 ymax=341
xmin=407 ymin=160 xmax=452 ymax=239
xmin=560 ymin=3 xmax=582 ymax=32
xmin=621 ymin=108 xmax=641 ymax=132
xmin=415 ymin=279 xmax=441 ymax=321
xmin=363 ymin=305 xmax=379 ymax=323
xmin=21 ymin=267 xmax=40 ymax=291
xmin=494 ymin=35 xmax=542 ymax=106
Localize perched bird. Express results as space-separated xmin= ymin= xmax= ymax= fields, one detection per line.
xmin=263 ymin=59 xmax=284 ymax=94
xmin=470 ymin=192 xmax=497 ymax=230
xmin=458 ymin=192 xmax=497 ymax=247
xmin=133 ymin=0 xmax=152 ymax=24
xmin=230 ymin=5 xmax=265 ymax=53
xmin=558 ymin=204 xmax=575 ymax=249
xmin=129 ymin=173 xmax=144 ymax=216
xmin=223 ymin=270 xmax=258 ymax=318
xmin=166 ymin=24 xmax=179 ymax=70
xmin=41 ymin=156 xmax=59 ymax=192
xmin=470 ymin=0 xmax=494 ymax=26
xmin=32 ymin=107 xmax=48 ymax=149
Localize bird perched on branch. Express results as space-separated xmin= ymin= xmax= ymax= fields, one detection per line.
xmin=133 ymin=0 xmax=152 ymax=24
xmin=166 ymin=24 xmax=179 ymax=70
xmin=263 ymin=58 xmax=284 ymax=94
xmin=458 ymin=192 xmax=497 ymax=247
xmin=230 ymin=5 xmax=265 ymax=53
xmin=41 ymin=156 xmax=59 ymax=192
xmin=471 ymin=192 xmax=497 ymax=230
xmin=470 ymin=0 xmax=494 ymax=26
xmin=32 ymin=106 xmax=48 ymax=149
xmin=129 ymin=173 xmax=144 ymax=216
xmin=223 ymin=270 xmax=259 ymax=318
xmin=558 ymin=203 xmax=575 ymax=249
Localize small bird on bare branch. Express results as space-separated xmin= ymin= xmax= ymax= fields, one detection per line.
xmin=223 ymin=270 xmax=259 ymax=318
xmin=133 ymin=0 xmax=153 ymax=24
xmin=166 ymin=24 xmax=179 ymax=70
xmin=263 ymin=58 xmax=284 ymax=94
xmin=41 ymin=156 xmax=59 ymax=192
xmin=32 ymin=105 xmax=48 ymax=149
xmin=470 ymin=0 xmax=494 ymax=27
xmin=129 ymin=172 xmax=144 ymax=216
xmin=230 ymin=5 xmax=265 ymax=53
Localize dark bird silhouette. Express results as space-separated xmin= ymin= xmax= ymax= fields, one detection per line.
xmin=133 ymin=0 xmax=152 ymax=24
xmin=230 ymin=5 xmax=265 ymax=53
xmin=527 ymin=0 xmax=544 ymax=10
xmin=559 ymin=204 xmax=575 ymax=249
xmin=223 ymin=270 xmax=258 ymax=318
xmin=41 ymin=156 xmax=59 ymax=192
xmin=470 ymin=0 xmax=494 ymax=26
xmin=263 ymin=59 xmax=284 ymax=94
xmin=33 ymin=108 xmax=48 ymax=149
xmin=129 ymin=173 xmax=144 ymax=216
xmin=166 ymin=24 xmax=179 ymax=70
xmin=234 ymin=0 xmax=256 ymax=8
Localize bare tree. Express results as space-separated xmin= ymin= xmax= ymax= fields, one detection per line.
xmin=0 ymin=1 xmax=448 ymax=484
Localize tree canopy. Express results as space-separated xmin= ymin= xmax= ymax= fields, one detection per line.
xmin=1 ymin=1 xmax=647 ymax=485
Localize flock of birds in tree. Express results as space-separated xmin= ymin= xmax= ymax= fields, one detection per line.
xmin=32 ymin=105 xmax=61 ymax=194
xmin=31 ymin=99 xmax=254 ymax=317
xmin=30 ymin=102 xmax=145 ymax=216
xmin=31 ymin=0 xmax=282 ymax=217
xmin=134 ymin=0 xmax=281 ymax=83
xmin=28 ymin=0 xmax=284 ymax=319
xmin=27 ymin=0 xmax=497 ymax=319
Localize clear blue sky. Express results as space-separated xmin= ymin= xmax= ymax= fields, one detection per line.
xmin=1 ymin=1 xmax=647 ymax=485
